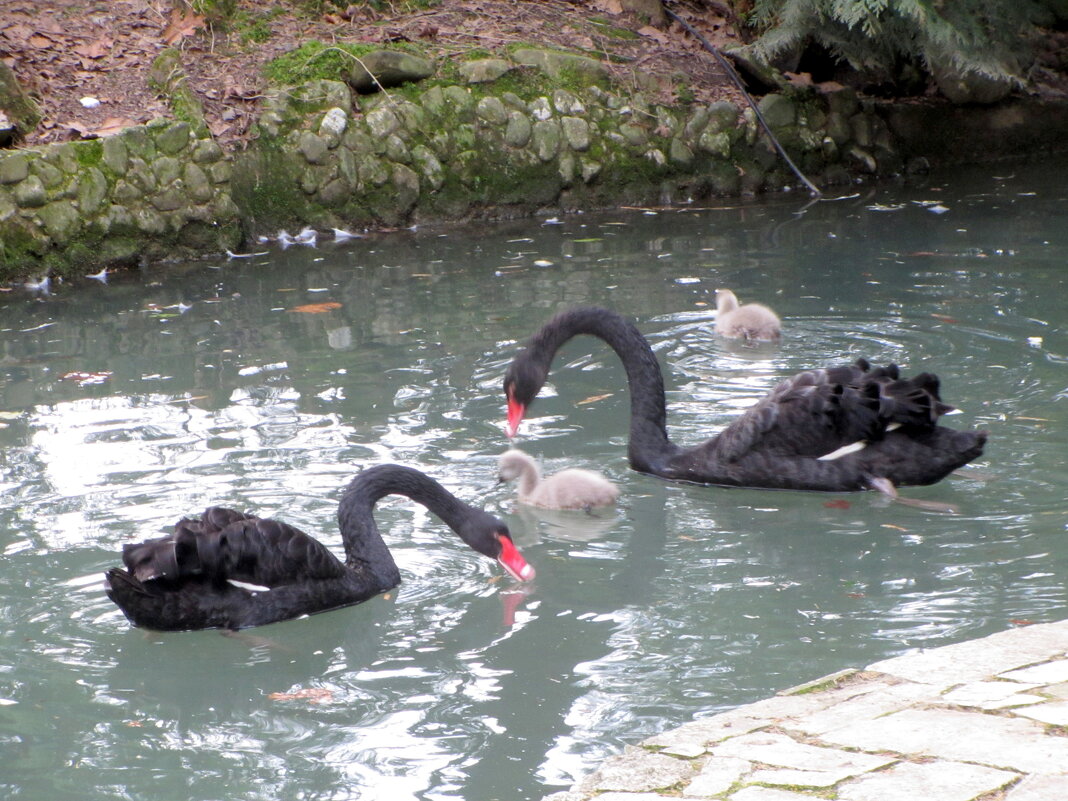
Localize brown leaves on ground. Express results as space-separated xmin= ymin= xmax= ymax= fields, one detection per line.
xmin=3 ymin=0 xmax=747 ymax=151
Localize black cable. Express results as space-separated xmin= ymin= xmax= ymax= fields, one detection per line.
xmin=664 ymin=6 xmax=823 ymax=197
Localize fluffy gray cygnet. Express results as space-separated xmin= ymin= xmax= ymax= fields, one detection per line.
xmin=714 ymin=288 xmax=781 ymax=341
xmin=498 ymin=448 xmax=619 ymax=510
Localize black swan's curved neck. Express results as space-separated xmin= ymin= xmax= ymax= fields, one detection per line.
xmin=529 ymin=307 xmax=677 ymax=471
xmin=338 ymin=464 xmax=476 ymax=586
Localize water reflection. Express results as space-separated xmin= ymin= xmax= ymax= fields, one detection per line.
xmin=1 ymin=160 xmax=1067 ymax=800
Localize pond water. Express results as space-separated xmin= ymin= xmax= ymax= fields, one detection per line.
xmin=1 ymin=159 xmax=1066 ymax=801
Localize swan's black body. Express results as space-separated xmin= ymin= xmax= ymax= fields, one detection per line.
xmin=504 ymin=306 xmax=987 ymax=492
xmin=105 ymin=465 xmax=532 ymax=631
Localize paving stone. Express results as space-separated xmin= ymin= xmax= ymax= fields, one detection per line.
xmin=837 ymin=760 xmax=1019 ymax=801
xmin=728 ymin=786 xmax=814 ymax=801
xmin=591 ymin=794 xmax=672 ymax=801
xmin=710 ymin=732 xmax=895 ymax=777
xmin=1046 ymin=682 xmax=1068 ymax=700
xmin=749 ymin=768 xmax=843 ymax=788
xmin=822 ymin=708 xmax=1068 ymax=773
xmin=867 ymin=621 xmax=1068 ymax=688
xmin=683 ymin=756 xmax=750 ymax=797
xmin=941 ymin=680 xmax=1044 ymax=709
xmin=1010 ymin=700 xmax=1068 ymax=726
xmin=1004 ymin=773 xmax=1068 ymax=800
xmin=788 ymin=680 xmax=938 ymax=735
xmin=999 ymin=658 xmax=1068 ymax=685
xmin=642 ymin=692 xmax=839 ymax=751
xmin=578 ymin=747 xmax=695 ymax=793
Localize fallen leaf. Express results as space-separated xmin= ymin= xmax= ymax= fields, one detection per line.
xmin=74 ymin=37 xmax=112 ymax=59
xmin=1010 ymin=619 xmax=1036 ymax=626
xmin=823 ymin=499 xmax=850 ymax=509
xmin=577 ymin=393 xmax=613 ymax=405
xmin=94 ymin=117 xmax=136 ymax=137
xmin=162 ymin=9 xmax=206 ymax=45
xmin=589 ymin=0 xmax=623 ymax=12
xmin=638 ymin=25 xmax=671 ymax=45
xmin=289 ymin=302 xmax=342 ymax=313
xmin=784 ymin=71 xmax=814 ymax=87
xmin=267 ymin=687 xmax=334 ymax=703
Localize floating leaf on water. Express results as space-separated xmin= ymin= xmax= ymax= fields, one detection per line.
xmin=1010 ymin=619 xmax=1037 ymax=626
xmin=1015 ymin=415 xmax=1051 ymax=422
xmin=846 ymin=592 xmax=866 ymax=599
xmin=59 ymin=371 xmax=112 ymax=385
xmin=930 ymin=313 xmax=958 ymax=323
xmin=267 ymin=688 xmax=334 ymax=704
xmin=881 ymin=524 xmax=909 ymax=531
xmin=571 ymin=238 xmax=603 ymax=243
xmin=289 ymin=302 xmax=342 ymax=313
xmin=823 ymin=499 xmax=850 ymax=509
xmin=577 ymin=393 xmax=613 ymax=405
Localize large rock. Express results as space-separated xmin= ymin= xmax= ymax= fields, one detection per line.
xmin=932 ymin=62 xmax=1014 ymax=105
xmin=348 ymin=50 xmax=435 ymax=93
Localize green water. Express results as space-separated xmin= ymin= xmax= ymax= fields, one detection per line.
xmin=1 ymin=161 xmax=1066 ymax=800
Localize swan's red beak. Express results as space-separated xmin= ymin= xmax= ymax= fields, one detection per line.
xmin=497 ymin=535 xmax=535 ymax=582
xmin=506 ymin=398 xmax=525 ymax=438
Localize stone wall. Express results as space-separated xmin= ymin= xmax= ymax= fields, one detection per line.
xmin=3 ymin=47 xmax=1067 ymax=283
xmin=0 ymin=118 xmax=240 ymax=278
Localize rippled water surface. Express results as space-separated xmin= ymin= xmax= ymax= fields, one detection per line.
xmin=2 ymin=161 xmax=1067 ymax=800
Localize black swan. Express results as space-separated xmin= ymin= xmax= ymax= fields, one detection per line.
xmin=105 ymin=464 xmax=535 ymax=631
xmin=715 ymin=288 xmax=781 ymax=341
xmin=503 ymin=306 xmax=987 ymax=492
xmin=498 ymin=448 xmax=619 ymax=510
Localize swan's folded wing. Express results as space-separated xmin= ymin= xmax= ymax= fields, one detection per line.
xmin=196 ymin=518 xmax=349 ymax=588
xmin=711 ymin=365 xmax=887 ymax=462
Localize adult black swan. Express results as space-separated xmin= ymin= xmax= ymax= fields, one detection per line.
xmin=105 ymin=464 xmax=535 ymax=631
xmin=503 ymin=306 xmax=987 ymax=493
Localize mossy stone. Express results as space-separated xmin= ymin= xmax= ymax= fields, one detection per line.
xmin=183 ymin=162 xmax=213 ymax=203
xmin=135 ymin=207 xmax=167 ymax=234
xmin=299 ymin=131 xmax=330 ymax=164
xmin=561 ymin=116 xmax=591 ymax=152
xmin=78 ymin=167 xmax=109 ymax=215
xmin=192 ymin=139 xmax=223 ymax=165
xmin=504 ymin=112 xmax=532 ymax=147
xmin=412 ymin=145 xmax=444 ymax=190
xmin=511 ymin=48 xmax=608 ymax=85
xmin=0 ymin=153 xmax=30 ymax=184
xmin=151 ymin=187 xmax=185 ymax=211
xmin=670 ymin=138 xmax=693 ymax=164
xmin=477 ymin=96 xmax=509 ymax=125
xmin=460 ymin=59 xmax=512 ymax=84
xmin=32 ymin=160 xmax=64 ymax=190
xmin=758 ymin=94 xmax=796 ymax=129
xmin=532 ymin=119 xmax=561 ymax=162
xmin=14 ymin=175 xmax=46 ymax=207
xmin=384 ymin=133 xmax=410 ymax=164
xmin=442 ymin=86 xmax=476 ymax=119
xmin=152 ymin=156 xmax=182 ymax=186
xmin=553 ymin=90 xmax=584 ymax=115
xmin=348 ymin=50 xmax=434 ymax=93
xmin=37 ymin=200 xmax=82 ymax=243
xmin=154 ymin=122 xmax=193 ymax=156
xmin=365 ymin=107 xmax=401 ymax=139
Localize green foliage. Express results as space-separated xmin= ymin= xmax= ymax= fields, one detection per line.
xmin=264 ymin=41 xmax=380 ymax=83
xmin=746 ymin=0 xmax=1042 ymax=83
